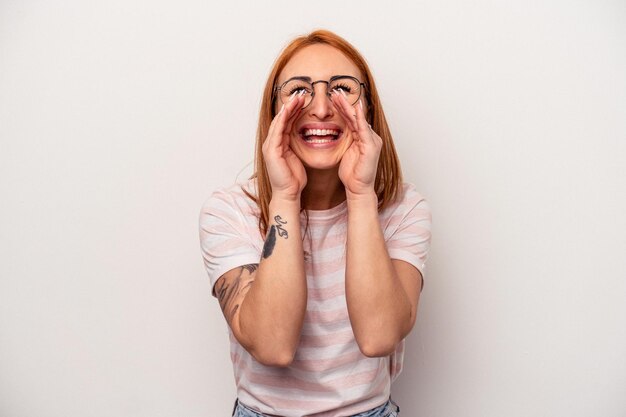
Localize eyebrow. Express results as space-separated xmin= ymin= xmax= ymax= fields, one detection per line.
xmin=287 ymin=76 xmax=312 ymax=82
xmin=281 ymin=75 xmax=357 ymax=84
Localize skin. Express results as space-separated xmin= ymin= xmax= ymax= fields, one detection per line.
xmin=214 ymin=44 xmax=422 ymax=366
xmin=273 ymin=44 xmax=377 ymax=208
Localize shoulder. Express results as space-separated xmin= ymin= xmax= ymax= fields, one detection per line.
xmin=200 ymin=179 xmax=259 ymax=214
xmin=199 ymin=179 xmax=261 ymax=229
xmin=399 ymin=183 xmax=426 ymax=203
xmin=386 ymin=183 xmax=430 ymax=214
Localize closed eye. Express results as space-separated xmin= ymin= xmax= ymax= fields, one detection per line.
xmin=330 ymin=83 xmax=353 ymax=93
xmin=288 ymin=85 xmax=312 ymax=95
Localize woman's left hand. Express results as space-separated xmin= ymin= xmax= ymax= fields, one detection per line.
xmin=331 ymin=92 xmax=383 ymax=196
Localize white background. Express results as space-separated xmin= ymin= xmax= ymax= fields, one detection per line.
xmin=1 ymin=1 xmax=625 ymax=416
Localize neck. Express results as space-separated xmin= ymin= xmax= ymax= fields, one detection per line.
xmin=301 ymin=168 xmax=345 ymax=210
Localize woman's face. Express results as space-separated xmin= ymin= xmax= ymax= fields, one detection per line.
xmin=275 ymin=44 xmax=365 ymax=172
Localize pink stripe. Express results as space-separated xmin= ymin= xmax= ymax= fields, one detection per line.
xmin=301 ymin=319 xmax=350 ymax=335
xmin=247 ymin=367 xmax=380 ymax=392
xmin=303 ymin=215 xmax=346 ymax=226
xmin=232 ymin=347 xmax=372 ymax=376
xmin=213 ymin=190 xmax=257 ymax=209
xmin=381 ymin=208 xmax=431 ymax=228
xmin=200 ymin=216 xmax=262 ymax=240
xmin=307 ymin=256 xmax=346 ymax=276
xmin=393 ymin=224 xmax=431 ymax=237
xmin=304 ymin=307 xmax=349 ymax=324
xmin=202 ymin=237 xmax=248 ymax=253
xmin=307 ymin=282 xmax=345 ymax=300
xmin=249 ymin=394 xmax=336 ymax=415
xmin=291 ymin=349 xmax=365 ymax=372
xmin=298 ymin=329 xmax=354 ymax=348
xmin=204 ymin=207 xmax=240 ymax=221
xmin=307 ymin=231 xmax=347 ymax=247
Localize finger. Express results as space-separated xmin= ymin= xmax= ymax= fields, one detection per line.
xmin=337 ymin=91 xmax=359 ymax=131
xmin=356 ymin=99 xmax=382 ymax=150
xmin=265 ymin=120 xmax=279 ymax=151
xmin=270 ymin=92 xmax=305 ymax=155
xmin=278 ymin=95 xmax=305 ymax=151
xmin=331 ymin=91 xmax=358 ymax=132
xmin=266 ymin=104 xmax=283 ymax=143
xmin=354 ymin=99 xmax=371 ymax=136
xmin=282 ymin=92 xmax=306 ymax=132
xmin=284 ymin=102 xmax=303 ymax=136
xmin=267 ymin=92 xmax=301 ymax=150
xmin=266 ymin=95 xmax=292 ymax=149
xmin=275 ymin=91 xmax=304 ymax=134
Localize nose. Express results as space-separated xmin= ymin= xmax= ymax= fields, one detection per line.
xmin=307 ymin=82 xmax=334 ymax=120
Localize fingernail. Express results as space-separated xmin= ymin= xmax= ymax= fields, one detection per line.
xmin=340 ymin=90 xmax=348 ymax=98
xmin=359 ymin=99 xmax=363 ymax=110
xmin=289 ymin=92 xmax=298 ymax=102
xmin=279 ymin=104 xmax=285 ymax=114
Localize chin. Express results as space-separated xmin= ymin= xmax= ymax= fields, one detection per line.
xmin=300 ymin=157 xmax=341 ymax=172
xmin=290 ymin=136 xmax=352 ymax=172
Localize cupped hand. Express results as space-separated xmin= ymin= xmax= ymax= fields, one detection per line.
xmin=331 ymin=92 xmax=383 ymax=196
xmin=262 ymin=92 xmax=308 ymax=202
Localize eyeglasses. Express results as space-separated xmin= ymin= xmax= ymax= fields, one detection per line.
xmin=274 ymin=75 xmax=366 ymax=109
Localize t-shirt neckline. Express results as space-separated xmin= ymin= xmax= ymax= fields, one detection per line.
xmin=303 ymin=200 xmax=348 ymax=221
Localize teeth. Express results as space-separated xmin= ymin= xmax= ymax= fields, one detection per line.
xmin=306 ymin=138 xmax=334 ymax=144
xmin=303 ymin=128 xmax=339 ymax=136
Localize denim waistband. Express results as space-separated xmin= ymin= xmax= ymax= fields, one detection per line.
xmin=232 ymin=397 xmax=400 ymax=417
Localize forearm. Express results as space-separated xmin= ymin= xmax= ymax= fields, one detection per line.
xmin=345 ymin=191 xmax=413 ymax=357
xmin=239 ymin=198 xmax=307 ymax=365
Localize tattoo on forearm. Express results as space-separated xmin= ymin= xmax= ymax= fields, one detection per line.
xmin=242 ymin=264 xmax=258 ymax=274
xmin=262 ymin=226 xmax=277 ymax=259
xmin=262 ymin=215 xmax=289 ymax=259
xmin=274 ymin=215 xmax=288 ymax=238
xmin=215 ymin=263 xmax=257 ymax=322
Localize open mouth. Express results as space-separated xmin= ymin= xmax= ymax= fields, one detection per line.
xmin=300 ymin=128 xmax=342 ymax=144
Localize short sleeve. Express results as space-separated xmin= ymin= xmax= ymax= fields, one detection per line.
xmin=385 ymin=184 xmax=432 ymax=280
xmin=198 ymin=189 xmax=262 ymax=297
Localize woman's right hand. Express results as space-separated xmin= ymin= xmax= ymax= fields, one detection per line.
xmin=262 ymin=92 xmax=307 ymax=202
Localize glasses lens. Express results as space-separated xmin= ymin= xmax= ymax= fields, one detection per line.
xmin=329 ymin=77 xmax=361 ymax=105
xmin=280 ymin=79 xmax=313 ymax=106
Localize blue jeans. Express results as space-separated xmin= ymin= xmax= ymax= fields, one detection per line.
xmin=232 ymin=397 xmax=400 ymax=417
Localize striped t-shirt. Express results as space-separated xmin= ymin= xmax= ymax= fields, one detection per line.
xmin=199 ymin=180 xmax=431 ymax=417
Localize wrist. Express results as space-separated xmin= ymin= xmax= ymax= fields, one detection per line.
xmin=269 ymin=194 xmax=302 ymax=211
xmin=346 ymin=189 xmax=378 ymax=210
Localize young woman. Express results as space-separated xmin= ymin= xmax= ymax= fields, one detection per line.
xmin=199 ymin=30 xmax=431 ymax=417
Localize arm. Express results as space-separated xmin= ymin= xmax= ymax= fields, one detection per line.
xmin=214 ymin=199 xmax=306 ymax=367
xmin=213 ymin=92 xmax=309 ymax=367
xmin=331 ymin=92 xmax=426 ymax=357
xmin=344 ymin=192 xmax=422 ymax=357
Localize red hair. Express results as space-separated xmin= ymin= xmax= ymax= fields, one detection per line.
xmin=249 ymin=30 xmax=403 ymax=235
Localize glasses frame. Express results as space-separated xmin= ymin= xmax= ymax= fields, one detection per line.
xmin=274 ymin=75 xmax=367 ymax=109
